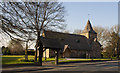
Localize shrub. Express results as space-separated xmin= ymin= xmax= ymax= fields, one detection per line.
xmin=2 ymin=46 xmax=11 ymax=55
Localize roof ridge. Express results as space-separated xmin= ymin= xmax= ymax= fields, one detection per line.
xmin=44 ymin=30 xmax=87 ymax=38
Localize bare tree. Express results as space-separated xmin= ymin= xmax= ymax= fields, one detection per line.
xmin=73 ymin=29 xmax=82 ymax=34
xmin=94 ymin=25 xmax=120 ymax=58
xmin=110 ymin=25 xmax=119 ymax=58
xmin=24 ymin=32 xmax=35 ymax=61
xmin=64 ymin=30 xmax=70 ymax=33
xmin=93 ymin=26 xmax=111 ymax=47
xmin=0 ymin=2 xmax=66 ymax=65
xmin=8 ymin=40 xmax=24 ymax=55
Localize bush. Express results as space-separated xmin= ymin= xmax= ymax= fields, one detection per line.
xmin=118 ymin=57 xmax=120 ymax=60
xmin=8 ymin=40 xmax=24 ymax=55
xmin=2 ymin=46 xmax=11 ymax=55
xmin=102 ymin=52 xmax=112 ymax=58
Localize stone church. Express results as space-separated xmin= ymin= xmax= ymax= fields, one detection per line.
xmin=40 ymin=20 xmax=102 ymax=58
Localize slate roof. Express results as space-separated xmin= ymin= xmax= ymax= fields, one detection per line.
xmin=83 ymin=20 xmax=97 ymax=34
xmin=40 ymin=37 xmax=63 ymax=50
xmin=42 ymin=30 xmax=92 ymax=51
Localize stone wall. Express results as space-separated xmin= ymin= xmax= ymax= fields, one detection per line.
xmin=43 ymin=49 xmax=55 ymax=58
xmin=43 ymin=49 xmax=50 ymax=58
xmin=70 ymin=50 xmax=87 ymax=58
xmin=90 ymin=42 xmax=101 ymax=58
xmin=62 ymin=48 xmax=71 ymax=58
xmin=80 ymin=33 xmax=89 ymax=38
xmin=43 ymin=48 xmax=89 ymax=58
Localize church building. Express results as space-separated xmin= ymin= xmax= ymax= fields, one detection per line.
xmin=40 ymin=20 xmax=102 ymax=58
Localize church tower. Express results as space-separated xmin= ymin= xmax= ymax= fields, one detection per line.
xmin=81 ymin=20 xmax=101 ymax=58
xmin=81 ymin=20 xmax=97 ymax=44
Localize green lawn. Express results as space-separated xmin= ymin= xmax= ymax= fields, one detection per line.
xmin=52 ymin=58 xmax=112 ymax=64
xmin=2 ymin=55 xmax=65 ymax=64
xmin=2 ymin=55 xmax=34 ymax=64
xmin=59 ymin=59 xmax=111 ymax=62
xmin=2 ymin=55 xmax=113 ymax=65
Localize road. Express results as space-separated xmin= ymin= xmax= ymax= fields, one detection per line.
xmin=2 ymin=60 xmax=120 ymax=73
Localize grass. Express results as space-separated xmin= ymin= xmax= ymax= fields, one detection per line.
xmin=52 ymin=58 xmax=111 ymax=64
xmin=2 ymin=55 xmax=114 ymax=65
xmin=111 ymin=57 xmax=120 ymax=60
xmin=2 ymin=55 xmax=34 ymax=64
xmin=2 ymin=55 xmax=65 ymax=64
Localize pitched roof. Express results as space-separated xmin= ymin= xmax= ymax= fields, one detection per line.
xmin=43 ymin=30 xmax=92 ymax=51
xmin=83 ymin=20 xmax=97 ymax=34
xmin=40 ymin=37 xmax=63 ymax=50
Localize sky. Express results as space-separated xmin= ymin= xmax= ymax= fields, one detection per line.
xmin=0 ymin=1 xmax=118 ymax=48
xmin=63 ymin=2 xmax=118 ymax=33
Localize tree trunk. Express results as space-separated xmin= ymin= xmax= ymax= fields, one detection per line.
xmin=38 ymin=44 xmax=43 ymax=66
xmin=34 ymin=31 xmax=40 ymax=62
xmin=34 ymin=46 xmax=38 ymax=62
xmin=117 ymin=39 xmax=119 ymax=58
xmin=55 ymin=50 xmax=59 ymax=65
xmin=25 ymin=42 xmax=28 ymax=61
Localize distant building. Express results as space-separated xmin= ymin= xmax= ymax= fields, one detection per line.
xmin=40 ymin=20 xmax=102 ymax=58
xmin=27 ymin=49 xmax=35 ymax=55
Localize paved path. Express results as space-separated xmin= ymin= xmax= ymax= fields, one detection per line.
xmin=2 ymin=60 xmax=120 ymax=73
